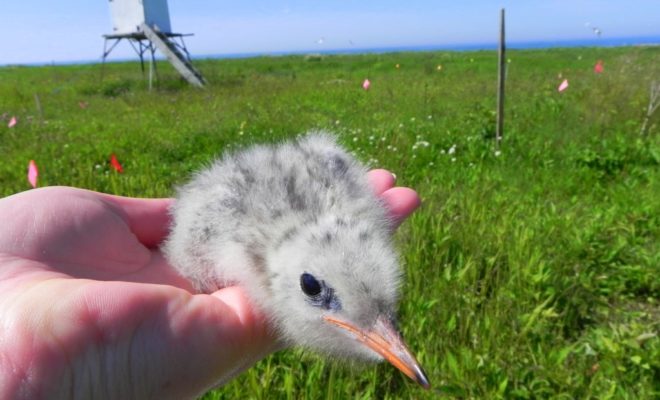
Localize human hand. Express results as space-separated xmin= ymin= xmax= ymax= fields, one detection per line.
xmin=0 ymin=169 xmax=419 ymax=399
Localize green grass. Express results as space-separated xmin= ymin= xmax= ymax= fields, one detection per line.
xmin=1 ymin=46 xmax=659 ymax=399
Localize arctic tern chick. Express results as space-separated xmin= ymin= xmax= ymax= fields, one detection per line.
xmin=164 ymin=132 xmax=429 ymax=388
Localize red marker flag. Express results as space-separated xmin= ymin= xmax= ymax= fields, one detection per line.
xmin=110 ymin=153 xmax=124 ymax=173
xmin=594 ymin=60 xmax=604 ymax=74
xmin=28 ymin=160 xmax=38 ymax=188
xmin=558 ymin=79 xmax=569 ymax=92
xmin=362 ymin=79 xmax=371 ymax=90
xmin=8 ymin=116 xmax=17 ymax=128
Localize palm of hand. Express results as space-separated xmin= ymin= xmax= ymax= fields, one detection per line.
xmin=0 ymin=170 xmax=419 ymax=399
xmin=0 ymin=186 xmax=274 ymax=399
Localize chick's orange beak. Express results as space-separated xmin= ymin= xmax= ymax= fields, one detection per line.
xmin=323 ymin=315 xmax=430 ymax=389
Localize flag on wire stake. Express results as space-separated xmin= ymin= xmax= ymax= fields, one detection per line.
xmin=110 ymin=154 xmax=124 ymax=173
xmin=28 ymin=160 xmax=38 ymax=188
xmin=362 ymin=79 xmax=371 ymax=90
xmin=594 ymin=60 xmax=604 ymax=74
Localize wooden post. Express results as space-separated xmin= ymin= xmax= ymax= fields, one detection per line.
xmin=496 ymin=8 xmax=506 ymax=148
xmin=34 ymin=94 xmax=43 ymax=125
xmin=640 ymin=81 xmax=659 ymax=136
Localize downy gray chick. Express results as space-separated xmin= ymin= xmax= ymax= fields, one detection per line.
xmin=164 ymin=132 xmax=429 ymax=388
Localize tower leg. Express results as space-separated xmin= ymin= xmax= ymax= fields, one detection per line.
xmin=101 ymin=38 xmax=108 ymax=82
xmin=177 ymin=36 xmax=193 ymax=62
xmin=148 ymin=42 xmax=157 ymax=90
xmin=101 ymin=38 xmax=121 ymax=82
xmin=128 ymin=39 xmax=148 ymax=77
xmin=139 ymin=40 xmax=146 ymax=77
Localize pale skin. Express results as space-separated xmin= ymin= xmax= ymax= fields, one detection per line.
xmin=0 ymin=169 xmax=420 ymax=400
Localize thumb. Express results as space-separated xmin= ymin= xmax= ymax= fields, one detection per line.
xmin=40 ymin=281 xmax=276 ymax=399
xmin=205 ymin=287 xmax=282 ymax=387
xmin=130 ymin=285 xmax=277 ymax=398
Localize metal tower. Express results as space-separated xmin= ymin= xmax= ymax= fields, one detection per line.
xmin=102 ymin=0 xmax=205 ymax=88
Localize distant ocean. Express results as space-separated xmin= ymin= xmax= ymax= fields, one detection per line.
xmin=6 ymin=35 xmax=659 ymax=66
xmin=200 ymin=35 xmax=660 ymax=60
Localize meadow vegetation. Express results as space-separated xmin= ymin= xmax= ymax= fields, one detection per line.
xmin=1 ymin=46 xmax=658 ymax=399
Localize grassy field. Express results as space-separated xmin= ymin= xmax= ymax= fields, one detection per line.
xmin=1 ymin=46 xmax=659 ymax=399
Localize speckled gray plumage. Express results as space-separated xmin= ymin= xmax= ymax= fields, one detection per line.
xmin=164 ymin=132 xmax=402 ymax=360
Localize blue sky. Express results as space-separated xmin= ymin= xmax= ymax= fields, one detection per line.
xmin=1 ymin=1 xmax=659 ymax=65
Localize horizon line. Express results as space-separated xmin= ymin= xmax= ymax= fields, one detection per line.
xmin=2 ymin=34 xmax=659 ymax=68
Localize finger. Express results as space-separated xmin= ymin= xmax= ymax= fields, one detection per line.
xmin=164 ymin=286 xmax=276 ymax=396
xmin=367 ymin=169 xmax=396 ymax=195
xmin=208 ymin=287 xmax=282 ymax=384
xmin=107 ymin=283 xmax=271 ymax=398
xmin=379 ymin=187 xmax=421 ymax=228
xmin=100 ymin=194 xmax=173 ymax=248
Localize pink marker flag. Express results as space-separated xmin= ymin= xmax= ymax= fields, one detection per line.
xmin=362 ymin=79 xmax=371 ymax=90
xmin=110 ymin=153 xmax=124 ymax=173
xmin=28 ymin=160 xmax=38 ymax=188
xmin=8 ymin=116 xmax=17 ymax=128
xmin=558 ymin=79 xmax=569 ymax=92
xmin=594 ymin=60 xmax=604 ymax=74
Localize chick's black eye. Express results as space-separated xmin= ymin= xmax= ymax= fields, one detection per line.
xmin=300 ymin=273 xmax=322 ymax=296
